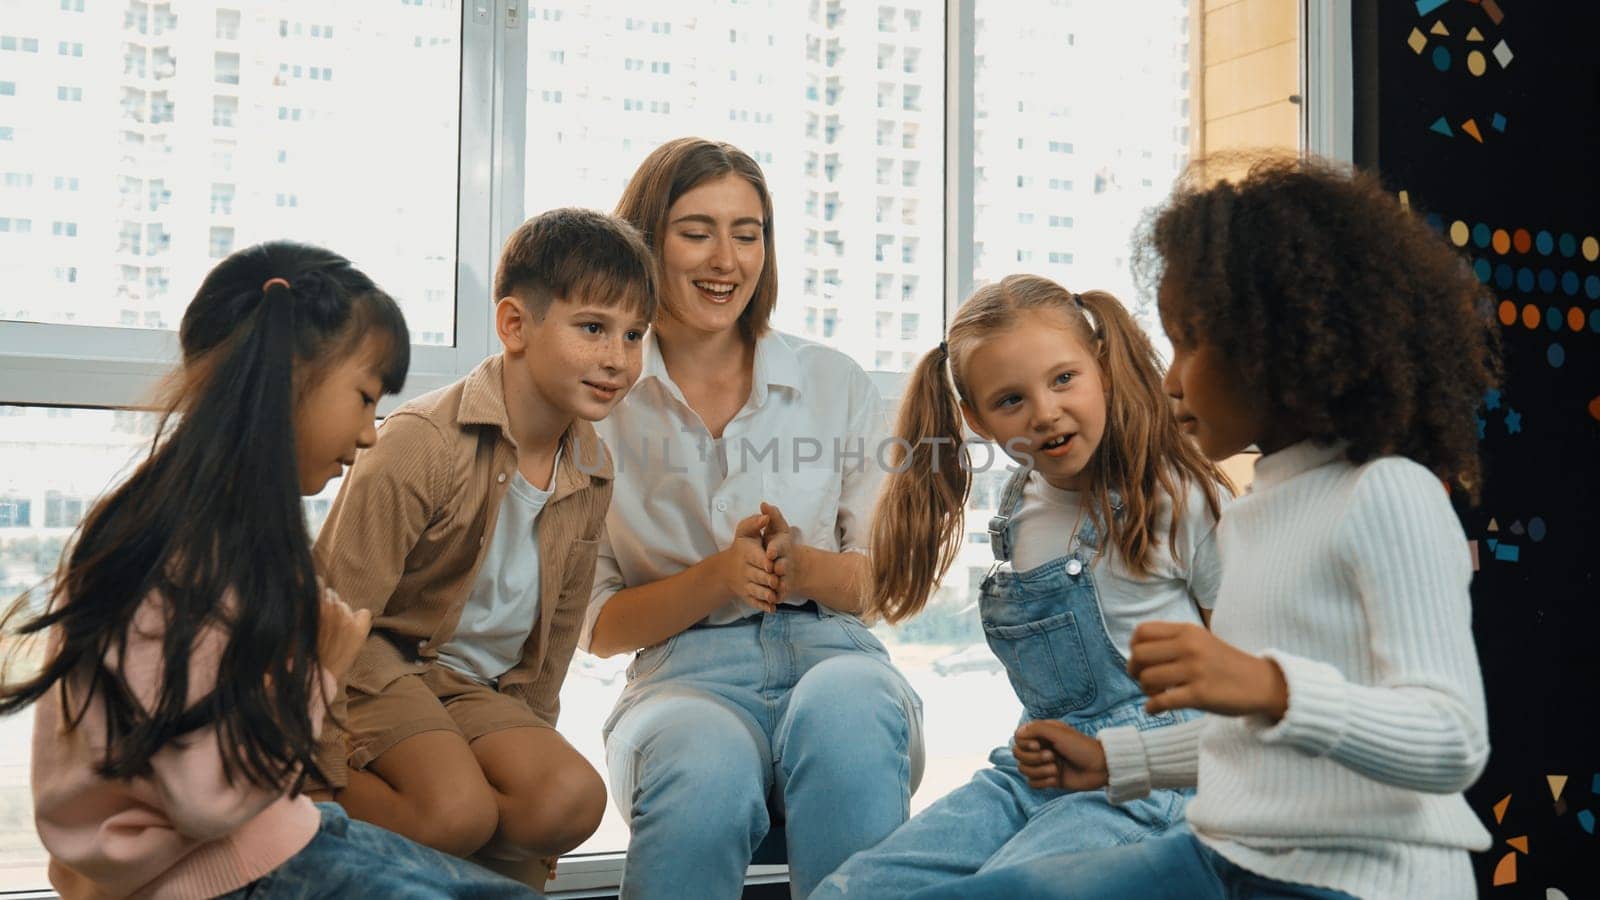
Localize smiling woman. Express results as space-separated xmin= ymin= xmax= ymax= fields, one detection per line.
xmin=581 ymin=138 xmax=926 ymax=899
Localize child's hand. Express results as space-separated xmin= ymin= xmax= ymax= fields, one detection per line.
xmin=1127 ymin=621 xmax=1288 ymax=719
xmin=715 ymin=513 xmax=778 ymax=613
xmin=317 ymin=590 xmax=372 ymax=682
xmin=1012 ymin=719 xmax=1108 ymax=791
xmin=759 ymin=502 xmax=808 ymax=602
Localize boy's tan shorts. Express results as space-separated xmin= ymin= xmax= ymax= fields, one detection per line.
xmin=345 ymin=664 xmax=547 ymax=771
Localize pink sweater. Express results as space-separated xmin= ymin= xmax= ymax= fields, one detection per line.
xmin=31 ymin=595 xmax=334 ymax=900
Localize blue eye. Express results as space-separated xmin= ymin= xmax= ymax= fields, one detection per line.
xmin=996 ymin=395 xmax=1020 ymax=409
xmin=1054 ymin=372 xmax=1073 ymax=386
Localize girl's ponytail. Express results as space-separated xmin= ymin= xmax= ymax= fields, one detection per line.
xmin=868 ymin=344 xmax=972 ymax=624
xmin=1 ymin=242 xmax=408 ymax=791
xmin=1077 ymin=288 xmax=1227 ymax=574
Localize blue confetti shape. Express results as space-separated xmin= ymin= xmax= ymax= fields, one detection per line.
xmin=1415 ymin=0 xmax=1451 ymax=15
xmin=1529 ymin=517 xmax=1547 ymax=542
xmin=1559 ymin=233 xmax=1577 ymax=257
xmin=1473 ymin=259 xmax=1492 ymax=283
xmin=1563 ymin=271 xmax=1580 ymax=296
xmin=1505 ymin=409 xmax=1522 ymax=434
xmin=1484 ymin=389 xmax=1501 ymax=411
xmin=1548 ymin=343 xmax=1565 ymax=368
xmin=1494 ymin=543 xmax=1520 ymax=562
xmin=1586 ymin=275 xmax=1600 ymax=300
xmin=1475 ymin=223 xmax=1493 ymax=248
xmin=1581 ymin=810 xmax=1596 ymax=834
xmin=1517 ymin=268 xmax=1535 ymax=293
xmin=1591 ymin=772 xmax=1600 ymax=795
xmin=1487 ymin=538 xmax=1499 ymax=551
xmin=1539 ymin=269 xmax=1557 ymax=294
xmin=1536 ymin=231 xmax=1554 ymax=255
xmin=1495 ymin=264 xmax=1514 ymax=290
xmin=1432 ymin=45 xmax=1452 ymax=72
xmin=1547 ymin=307 xmax=1563 ymax=331
xmin=1429 ymin=116 xmax=1453 ymax=137
xmin=1491 ymin=112 xmax=1507 ymax=132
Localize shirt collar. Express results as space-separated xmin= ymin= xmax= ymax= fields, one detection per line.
xmin=638 ymin=328 xmax=805 ymax=407
xmin=457 ymin=354 xmax=613 ymax=486
xmin=1250 ymin=439 xmax=1348 ymax=492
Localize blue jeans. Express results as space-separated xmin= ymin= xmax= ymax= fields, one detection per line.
xmin=905 ymin=832 xmax=1359 ymax=900
xmin=604 ymin=603 xmax=924 ymax=899
xmin=811 ymin=746 xmax=1188 ymax=899
xmin=813 ymin=480 xmax=1192 ymax=898
xmin=219 ymin=803 xmax=538 ymax=898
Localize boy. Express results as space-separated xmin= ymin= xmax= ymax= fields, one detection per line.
xmin=310 ymin=208 xmax=656 ymax=875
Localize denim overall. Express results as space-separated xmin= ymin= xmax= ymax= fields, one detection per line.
xmin=814 ymin=468 xmax=1196 ymax=899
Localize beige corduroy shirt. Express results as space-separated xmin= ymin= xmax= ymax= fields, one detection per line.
xmin=312 ymin=354 xmax=613 ymax=788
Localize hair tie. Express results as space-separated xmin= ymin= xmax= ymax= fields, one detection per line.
xmin=938 ymin=340 xmax=949 ymax=359
xmin=262 ymin=277 xmax=291 ymax=293
xmin=1071 ymin=292 xmax=1084 ymax=307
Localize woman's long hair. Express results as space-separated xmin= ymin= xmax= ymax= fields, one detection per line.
xmin=868 ymin=275 xmax=1230 ymax=624
xmin=1 ymin=241 xmax=408 ymax=791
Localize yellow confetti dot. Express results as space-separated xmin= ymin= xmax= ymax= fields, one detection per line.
xmin=1584 ymin=236 xmax=1599 ymax=262
xmin=1407 ymin=27 xmax=1427 ymax=55
xmin=1467 ymin=50 xmax=1487 ymax=76
xmin=1449 ymin=220 xmax=1469 ymax=246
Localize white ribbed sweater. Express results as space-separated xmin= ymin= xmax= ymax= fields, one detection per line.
xmin=1099 ymin=441 xmax=1491 ymax=899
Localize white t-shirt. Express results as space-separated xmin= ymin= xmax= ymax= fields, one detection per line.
xmin=1007 ymin=471 xmax=1224 ymax=659
xmin=435 ymin=450 xmax=559 ymax=683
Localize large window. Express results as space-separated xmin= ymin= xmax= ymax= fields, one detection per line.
xmin=520 ymin=2 xmax=947 ymax=376
xmin=1 ymin=0 xmax=1319 ymax=891
xmin=0 ymin=1 xmax=461 ymax=346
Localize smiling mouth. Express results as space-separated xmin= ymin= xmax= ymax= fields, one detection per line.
xmin=692 ymin=280 xmax=737 ymax=304
xmin=1039 ymin=434 xmax=1075 ymax=456
xmin=583 ymin=380 xmax=623 ymax=397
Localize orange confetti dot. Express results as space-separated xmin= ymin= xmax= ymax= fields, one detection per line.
xmin=1570 ymin=307 xmax=1585 ymax=332
xmin=1492 ymin=851 xmax=1517 ymax=886
xmin=1492 ymin=229 xmax=1511 ymax=254
xmin=1590 ymin=396 xmax=1600 ymax=422
xmin=1499 ymin=301 xmax=1517 ymax=326
xmin=1513 ymin=229 xmax=1532 ymax=254
xmin=1521 ymin=304 xmax=1540 ymax=330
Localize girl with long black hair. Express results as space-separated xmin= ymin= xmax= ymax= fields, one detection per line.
xmin=2 ymin=242 xmax=536 ymax=899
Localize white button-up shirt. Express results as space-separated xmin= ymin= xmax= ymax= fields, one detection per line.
xmin=580 ymin=330 xmax=888 ymax=651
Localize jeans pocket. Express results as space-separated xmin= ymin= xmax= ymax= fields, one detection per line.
xmin=983 ymin=610 xmax=1096 ymax=717
xmin=625 ymin=632 xmax=680 ymax=682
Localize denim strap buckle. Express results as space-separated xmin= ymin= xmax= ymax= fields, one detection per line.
xmin=987 ymin=513 xmax=1012 ymax=561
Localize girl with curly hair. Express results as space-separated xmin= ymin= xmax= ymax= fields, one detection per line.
xmin=909 ymin=156 xmax=1502 ymax=900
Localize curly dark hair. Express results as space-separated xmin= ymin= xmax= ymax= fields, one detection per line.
xmin=1135 ymin=155 xmax=1502 ymax=499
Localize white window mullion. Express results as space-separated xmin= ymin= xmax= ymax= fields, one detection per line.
xmin=943 ymin=0 xmax=975 ymax=331
xmin=450 ymin=0 xmax=502 ymax=382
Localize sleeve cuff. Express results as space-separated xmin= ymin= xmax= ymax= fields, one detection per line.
xmin=1248 ymin=650 xmax=1349 ymax=757
xmin=1099 ymin=724 xmax=1153 ymax=804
